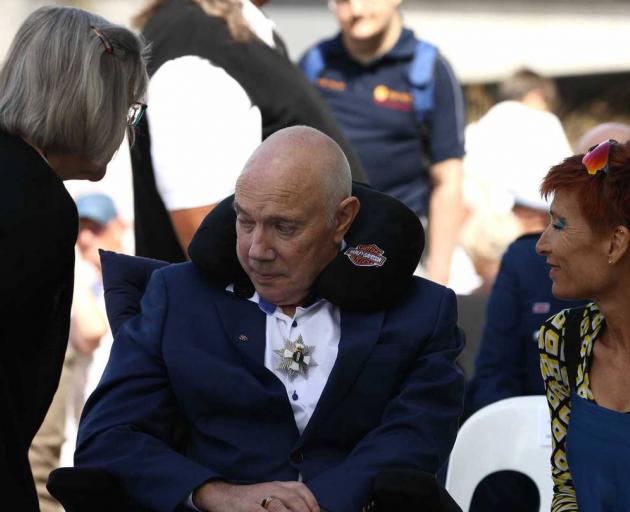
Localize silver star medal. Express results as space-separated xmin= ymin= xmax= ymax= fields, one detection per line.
xmin=274 ymin=335 xmax=317 ymax=381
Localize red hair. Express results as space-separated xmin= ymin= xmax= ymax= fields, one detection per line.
xmin=541 ymin=141 xmax=630 ymax=232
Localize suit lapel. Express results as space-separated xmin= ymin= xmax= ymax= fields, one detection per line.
xmin=213 ymin=290 xmax=299 ymax=435
xmin=298 ymin=308 xmax=384 ymax=445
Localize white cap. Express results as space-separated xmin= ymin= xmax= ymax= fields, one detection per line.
xmin=509 ymin=181 xmax=550 ymax=211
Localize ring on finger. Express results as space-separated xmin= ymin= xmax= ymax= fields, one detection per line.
xmin=261 ymin=496 xmax=278 ymax=509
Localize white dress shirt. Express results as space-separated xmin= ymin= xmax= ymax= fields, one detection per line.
xmin=187 ymin=290 xmax=340 ymax=510
xmin=253 ymin=292 xmax=341 ymax=435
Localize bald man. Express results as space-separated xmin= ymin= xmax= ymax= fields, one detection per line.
xmin=75 ymin=127 xmax=464 ymax=512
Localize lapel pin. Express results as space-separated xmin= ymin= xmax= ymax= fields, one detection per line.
xmin=238 ymin=334 xmax=248 ymax=342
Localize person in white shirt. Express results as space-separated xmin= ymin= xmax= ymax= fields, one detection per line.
xmin=452 ymin=69 xmax=573 ymax=295
xmin=464 ymin=68 xmax=573 ymax=218
xmin=131 ymin=0 xmax=367 ymax=263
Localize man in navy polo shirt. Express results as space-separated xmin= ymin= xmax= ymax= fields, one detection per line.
xmin=300 ymin=0 xmax=465 ymax=285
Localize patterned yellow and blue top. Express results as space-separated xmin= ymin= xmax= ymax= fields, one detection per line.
xmin=538 ymin=302 xmax=605 ymax=512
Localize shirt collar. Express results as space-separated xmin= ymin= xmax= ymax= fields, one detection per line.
xmin=225 ymin=284 xmax=324 ymax=316
xmin=386 ymin=28 xmax=417 ymax=58
xmin=241 ymin=0 xmax=276 ymax=48
xmin=254 ymin=292 xmax=325 ymax=317
xmin=227 ymin=240 xmax=346 ymax=316
xmin=584 ymin=302 xmax=605 ymax=338
xmin=257 ymin=295 xmax=278 ymax=315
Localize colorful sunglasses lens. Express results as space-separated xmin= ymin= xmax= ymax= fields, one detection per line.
xmin=582 ymin=140 xmax=612 ymax=175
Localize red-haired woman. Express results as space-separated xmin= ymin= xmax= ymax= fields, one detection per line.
xmin=537 ymin=139 xmax=630 ymax=511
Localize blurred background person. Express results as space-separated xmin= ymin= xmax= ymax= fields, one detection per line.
xmin=131 ymin=0 xmax=368 ymax=263
xmin=575 ymin=121 xmax=630 ymax=154
xmin=464 ymin=68 xmax=572 ymax=219
xmin=72 ymin=194 xmax=126 ymax=404
xmin=454 ymin=172 xmax=559 ymax=375
xmin=27 ymin=329 xmax=105 ymax=512
xmin=0 ymin=7 xmax=147 ymax=509
xmin=459 ymin=177 xmax=561 ymax=297
xmin=459 ymin=211 xmax=521 ymax=296
xmin=454 ymin=68 xmax=572 ymax=297
xmin=538 ymin=139 xmax=630 ymax=510
xmin=300 ymin=0 xmax=466 ymax=285
xmin=466 ymin=186 xmax=582 ymax=416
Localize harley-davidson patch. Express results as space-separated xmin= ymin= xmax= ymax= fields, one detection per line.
xmin=344 ymin=244 xmax=387 ymax=267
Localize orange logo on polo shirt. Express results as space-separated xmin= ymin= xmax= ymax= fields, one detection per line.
xmin=372 ymin=85 xmax=413 ymax=111
xmin=373 ymin=85 xmax=390 ymax=103
xmin=316 ymin=77 xmax=347 ymax=92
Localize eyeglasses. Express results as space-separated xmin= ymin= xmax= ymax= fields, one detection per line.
xmin=582 ymin=139 xmax=618 ymax=175
xmin=127 ymin=102 xmax=147 ymax=127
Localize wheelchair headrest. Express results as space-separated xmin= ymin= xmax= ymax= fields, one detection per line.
xmin=99 ymin=183 xmax=424 ymax=335
xmin=188 ymin=182 xmax=424 ymax=311
xmin=99 ymin=250 xmax=168 ymax=336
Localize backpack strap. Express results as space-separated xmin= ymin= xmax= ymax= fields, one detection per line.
xmin=301 ymin=44 xmax=326 ymax=83
xmin=564 ymin=307 xmax=583 ymax=391
xmin=408 ymin=40 xmax=438 ymax=125
xmin=303 ymin=38 xmax=438 ymax=128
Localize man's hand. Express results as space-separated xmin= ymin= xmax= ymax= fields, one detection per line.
xmin=193 ymin=480 xmax=321 ymax=512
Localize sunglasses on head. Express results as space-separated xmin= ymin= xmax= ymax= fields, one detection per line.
xmin=582 ymin=139 xmax=618 ymax=175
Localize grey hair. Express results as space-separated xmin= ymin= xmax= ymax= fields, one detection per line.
xmin=0 ymin=6 xmax=148 ymax=163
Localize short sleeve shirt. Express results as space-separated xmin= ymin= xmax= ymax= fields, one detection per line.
xmin=300 ymin=29 xmax=465 ymax=218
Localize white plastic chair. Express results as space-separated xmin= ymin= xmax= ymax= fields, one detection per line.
xmin=445 ymin=396 xmax=553 ymax=511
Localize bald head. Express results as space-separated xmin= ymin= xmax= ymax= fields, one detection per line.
xmin=233 ymin=126 xmax=360 ymax=310
xmin=237 ymin=126 xmax=352 ymax=219
xmin=576 ymin=122 xmax=630 ymax=154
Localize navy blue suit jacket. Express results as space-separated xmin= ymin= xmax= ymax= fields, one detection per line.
xmin=76 ymin=262 xmax=464 ymax=512
xmin=466 ymin=234 xmax=584 ymax=415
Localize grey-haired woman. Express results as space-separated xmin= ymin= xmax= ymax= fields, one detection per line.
xmin=0 ymin=6 xmax=147 ymax=509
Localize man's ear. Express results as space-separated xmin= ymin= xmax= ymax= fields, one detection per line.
xmin=333 ymin=196 xmax=360 ymax=244
xmin=608 ymin=225 xmax=630 ymax=265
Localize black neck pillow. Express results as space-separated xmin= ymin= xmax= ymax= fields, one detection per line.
xmin=188 ymin=182 xmax=425 ymax=311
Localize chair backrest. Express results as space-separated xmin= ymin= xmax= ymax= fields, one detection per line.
xmin=445 ymin=396 xmax=553 ymax=511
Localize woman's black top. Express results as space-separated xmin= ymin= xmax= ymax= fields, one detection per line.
xmin=0 ymin=129 xmax=77 ymax=510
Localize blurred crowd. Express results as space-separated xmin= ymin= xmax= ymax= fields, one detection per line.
xmin=2 ymin=1 xmax=630 ymax=511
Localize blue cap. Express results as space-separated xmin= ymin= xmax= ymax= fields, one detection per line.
xmin=75 ymin=193 xmax=117 ymax=225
